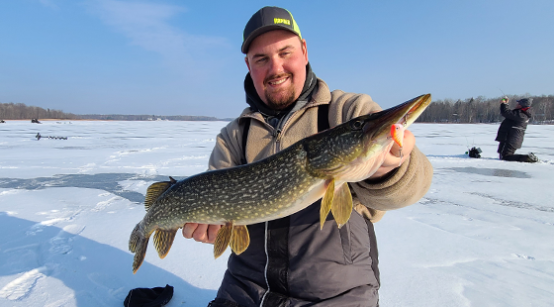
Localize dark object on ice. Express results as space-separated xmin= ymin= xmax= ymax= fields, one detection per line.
xmin=208 ymin=298 xmax=244 ymax=306
xmin=467 ymin=147 xmax=482 ymax=158
xmin=124 ymin=284 xmax=173 ymax=307
xmin=31 ymin=119 xmax=41 ymax=124
xmin=35 ymin=133 xmax=67 ymax=140
xmin=0 ymin=119 xmax=5 ymax=123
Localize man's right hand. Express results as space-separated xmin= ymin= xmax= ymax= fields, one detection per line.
xmin=501 ymin=97 xmax=509 ymax=104
xmin=182 ymin=223 xmax=221 ymax=244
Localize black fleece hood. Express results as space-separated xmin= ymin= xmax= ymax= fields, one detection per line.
xmin=244 ymin=63 xmax=317 ymax=117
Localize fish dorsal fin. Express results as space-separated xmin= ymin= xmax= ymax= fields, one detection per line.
xmin=214 ymin=222 xmax=233 ymax=259
xmin=320 ymin=179 xmax=335 ymax=229
xmin=331 ymin=182 xmax=353 ymax=229
xmin=230 ymin=225 xmax=250 ymax=255
xmin=153 ymin=228 xmax=178 ymax=259
xmin=144 ymin=178 xmax=175 ymax=210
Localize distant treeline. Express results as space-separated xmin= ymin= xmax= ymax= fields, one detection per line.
xmin=4 ymin=95 xmax=554 ymax=123
xmin=0 ymin=102 xmax=221 ymax=121
xmin=417 ymin=94 xmax=554 ymax=124
xmin=78 ymin=114 xmax=222 ymax=121
xmin=0 ymin=102 xmax=79 ymax=120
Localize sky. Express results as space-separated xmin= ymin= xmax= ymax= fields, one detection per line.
xmin=1 ymin=0 xmax=553 ymax=118
xmin=1 ymin=120 xmax=553 ymax=306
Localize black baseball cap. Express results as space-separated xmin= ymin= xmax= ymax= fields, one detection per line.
xmin=517 ymin=98 xmax=532 ymax=108
xmin=241 ymin=6 xmax=302 ymax=54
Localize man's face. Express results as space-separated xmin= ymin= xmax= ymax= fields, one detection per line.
xmin=245 ymin=30 xmax=308 ymax=110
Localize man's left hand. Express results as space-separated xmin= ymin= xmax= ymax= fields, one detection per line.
xmin=370 ymin=129 xmax=415 ymax=179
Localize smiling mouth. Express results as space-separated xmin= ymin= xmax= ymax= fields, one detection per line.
xmin=266 ymin=74 xmax=291 ymax=87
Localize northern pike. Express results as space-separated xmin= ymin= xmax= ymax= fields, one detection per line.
xmin=129 ymin=94 xmax=431 ymax=273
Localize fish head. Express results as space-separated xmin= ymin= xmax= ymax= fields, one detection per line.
xmin=305 ymin=94 xmax=431 ymax=182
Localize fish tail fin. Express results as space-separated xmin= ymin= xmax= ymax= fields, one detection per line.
xmin=153 ymin=228 xmax=178 ymax=259
xmin=129 ymin=223 xmax=151 ymax=274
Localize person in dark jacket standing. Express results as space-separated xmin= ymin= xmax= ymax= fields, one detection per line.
xmin=495 ymin=97 xmax=539 ymax=162
xmin=181 ymin=6 xmax=433 ymax=307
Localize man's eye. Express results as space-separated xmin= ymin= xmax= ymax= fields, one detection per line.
xmin=256 ymin=58 xmax=267 ymax=65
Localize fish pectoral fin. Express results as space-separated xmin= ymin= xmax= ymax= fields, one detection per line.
xmin=320 ymin=179 xmax=335 ymax=230
xmin=230 ymin=225 xmax=250 ymax=255
xmin=214 ymin=222 xmax=233 ymax=259
xmin=144 ymin=179 xmax=175 ymax=210
xmin=153 ymin=228 xmax=178 ymax=259
xmin=331 ymin=182 xmax=353 ymax=229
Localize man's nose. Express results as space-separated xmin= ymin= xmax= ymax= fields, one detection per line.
xmin=268 ymin=56 xmax=285 ymax=75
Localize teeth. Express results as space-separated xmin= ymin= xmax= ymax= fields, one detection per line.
xmin=269 ymin=78 xmax=287 ymax=85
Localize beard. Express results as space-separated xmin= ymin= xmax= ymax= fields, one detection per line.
xmin=263 ymin=74 xmax=297 ymax=110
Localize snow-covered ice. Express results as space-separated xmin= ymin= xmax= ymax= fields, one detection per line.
xmin=1 ymin=120 xmax=553 ymax=306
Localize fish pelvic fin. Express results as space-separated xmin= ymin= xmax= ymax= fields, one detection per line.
xmin=129 ymin=223 xmax=151 ymax=274
xmin=144 ymin=177 xmax=176 ymax=210
xmin=320 ymin=179 xmax=335 ymax=230
xmin=230 ymin=225 xmax=250 ymax=255
xmin=331 ymin=182 xmax=353 ymax=229
xmin=153 ymin=228 xmax=178 ymax=259
xmin=214 ymin=222 xmax=233 ymax=259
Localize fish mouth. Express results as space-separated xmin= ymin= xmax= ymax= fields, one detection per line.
xmin=362 ymin=94 xmax=431 ymax=135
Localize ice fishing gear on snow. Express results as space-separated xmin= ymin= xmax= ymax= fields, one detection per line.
xmin=466 ymin=147 xmax=482 ymax=158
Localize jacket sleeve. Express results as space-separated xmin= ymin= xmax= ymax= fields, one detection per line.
xmin=500 ymin=104 xmax=527 ymax=124
xmin=328 ymin=90 xmax=434 ymax=222
xmin=208 ymin=118 xmax=245 ymax=171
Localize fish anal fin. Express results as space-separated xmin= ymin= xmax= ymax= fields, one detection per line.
xmin=214 ymin=222 xmax=233 ymax=259
xmin=153 ymin=228 xmax=178 ymax=259
xmin=320 ymin=179 xmax=335 ymax=230
xmin=331 ymin=182 xmax=353 ymax=229
xmin=144 ymin=181 xmax=173 ymax=210
xmin=230 ymin=225 xmax=250 ymax=255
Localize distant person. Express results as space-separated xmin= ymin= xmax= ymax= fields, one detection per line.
xmin=495 ymin=97 xmax=539 ymax=162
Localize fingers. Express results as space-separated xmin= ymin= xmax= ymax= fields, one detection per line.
xmin=182 ymin=223 xmax=198 ymax=239
xmin=207 ymin=225 xmax=222 ymax=243
xmin=182 ymin=223 xmax=221 ymax=244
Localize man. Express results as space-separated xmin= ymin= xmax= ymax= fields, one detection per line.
xmin=495 ymin=97 xmax=539 ymax=163
xmin=183 ymin=6 xmax=433 ymax=306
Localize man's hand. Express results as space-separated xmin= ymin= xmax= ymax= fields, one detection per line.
xmin=370 ymin=129 xmax=415 ymax=179
xmin=182 ymin=223 xmax=221 ymax=244
xmin=501 ymin=97 xmax=509 ymax=104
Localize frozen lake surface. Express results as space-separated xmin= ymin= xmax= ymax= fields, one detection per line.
xmin=1 ymin=120 xmax=553 ymax=306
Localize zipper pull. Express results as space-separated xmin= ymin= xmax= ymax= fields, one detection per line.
xmin=273 ymin=128 xmax=282 ymax=141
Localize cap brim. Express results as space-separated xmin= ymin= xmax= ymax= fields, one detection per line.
xmin=241 ymin=25 xmax=300 ymax=53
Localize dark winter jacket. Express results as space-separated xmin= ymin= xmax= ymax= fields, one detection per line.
xmin=495 ymin=103 xmax=531 ymax=149
xmin=208 ymin=69 xmax=433 ymax=307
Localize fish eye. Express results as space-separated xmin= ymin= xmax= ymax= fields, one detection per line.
xmin=351 ymin=120 xmax=363 ymax=130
